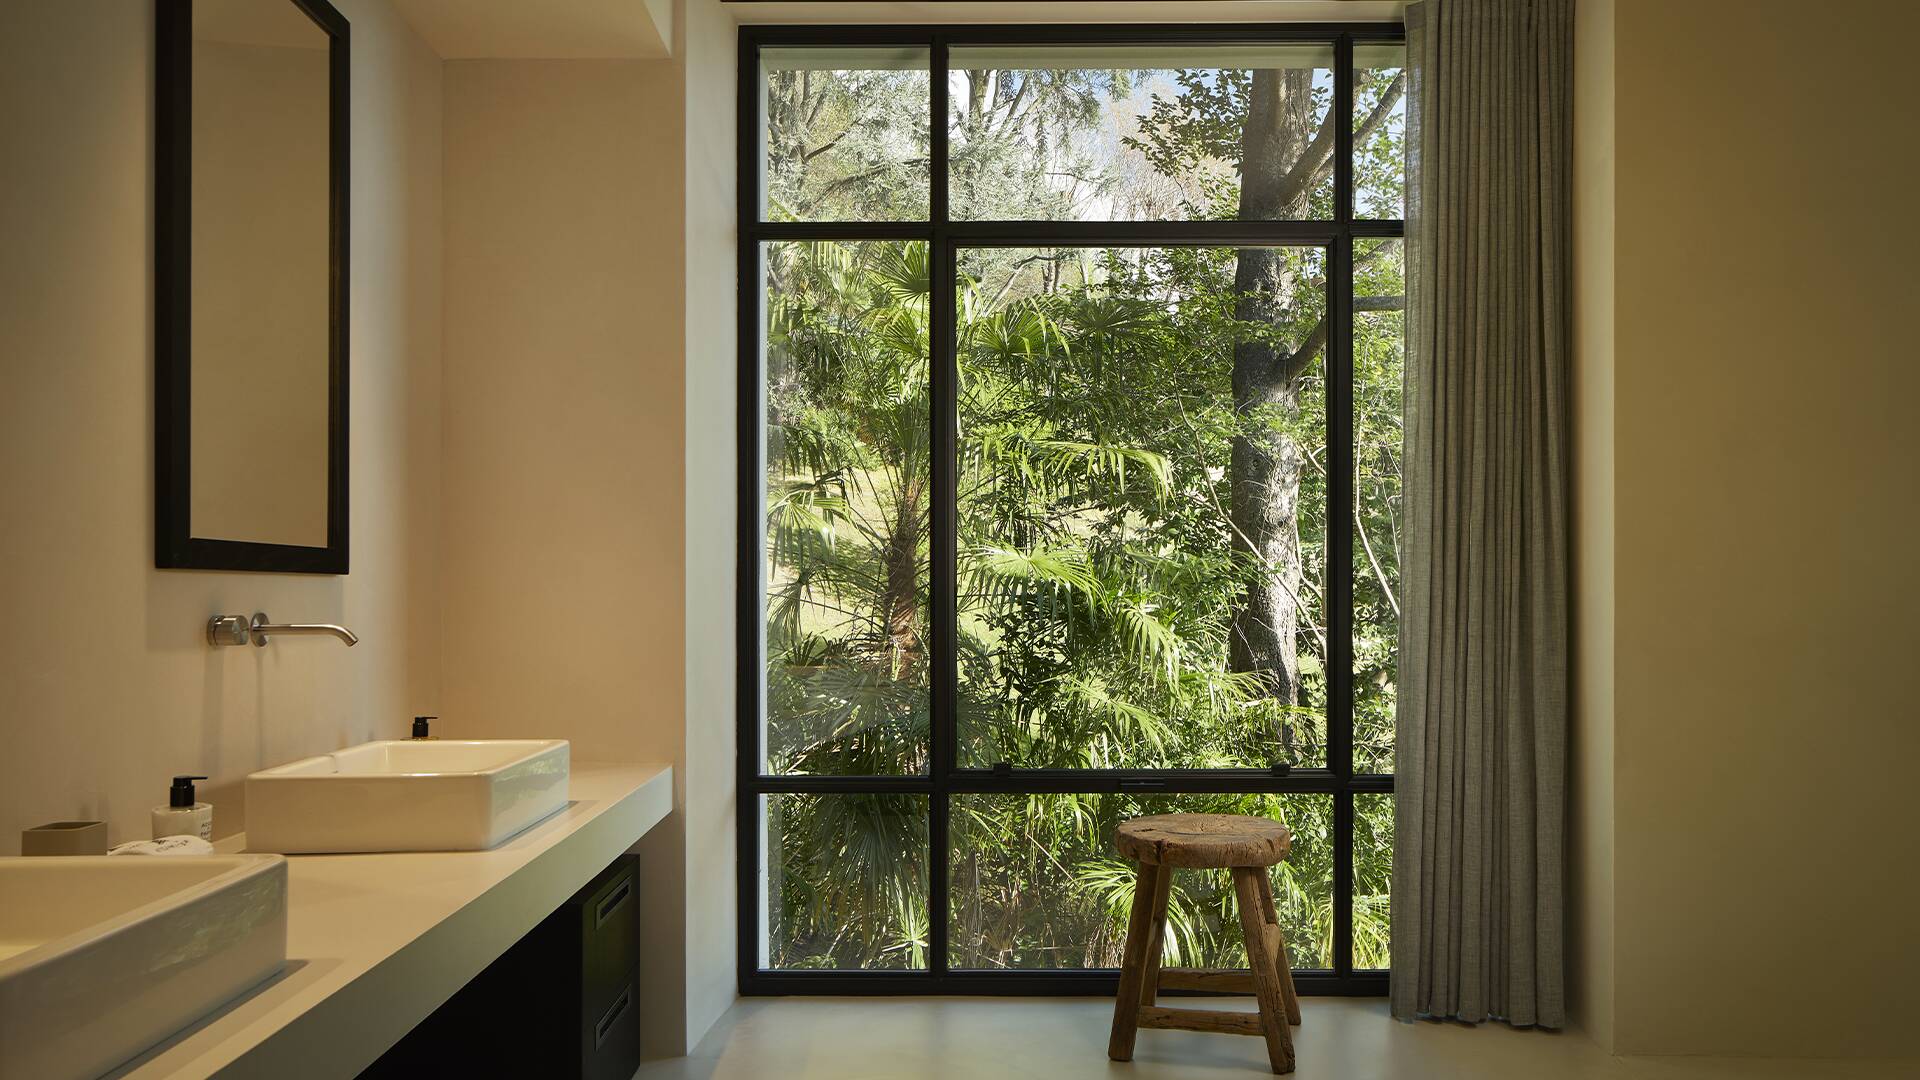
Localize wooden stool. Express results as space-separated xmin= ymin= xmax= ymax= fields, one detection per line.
xmin=1106 ymin=813 xmax=1302 ymax=1074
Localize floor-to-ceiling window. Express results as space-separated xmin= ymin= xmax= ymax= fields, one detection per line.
xmin=739 ymin=22 xmax=1404 ymax=995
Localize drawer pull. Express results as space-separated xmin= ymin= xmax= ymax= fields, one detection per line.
xmin=595 ymin=876 xmax=633 ymax=928
xmin=595 ymin=985 xmax=634 ymax=1048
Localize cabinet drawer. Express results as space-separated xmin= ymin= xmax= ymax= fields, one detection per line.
xmin=583 ymin=979 xmax=639 ymax=1080
xmin=578 ymin=858 xmax=637 ymax=1010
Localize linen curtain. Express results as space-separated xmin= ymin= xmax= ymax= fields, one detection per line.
xmin=1391 ymin=0 xmax=1573 ymax=1028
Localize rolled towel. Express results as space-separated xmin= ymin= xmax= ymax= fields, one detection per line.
xmin=109 ymin=836 xmax=216 ymax=856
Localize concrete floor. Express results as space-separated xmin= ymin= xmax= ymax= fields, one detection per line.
xmin=637 ymin=997 xmax=1915 ymax=1080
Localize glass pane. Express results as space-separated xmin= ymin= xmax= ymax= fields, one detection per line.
xmin=1354 ymin=792 xmax=1393 ymax=970
xmin=1352 ymin=238 xmax=1404 ymax=775
xmin=760 ymin=793 xmax=930 ymax=969
xmin=762 ymin=241 xmax=930 ymax=775
xmin=761 ymin=47 xmax=930 ymax=221
xmin=949 ymin=44 xmax=1334 ymax=221
xmin=1353 ymin=45 xmax=1407 ymax=219
xmin=950 ymin=793 xmax=1333 ymax=970
xmin=955 ymin=246 xmax=1329 ymax=770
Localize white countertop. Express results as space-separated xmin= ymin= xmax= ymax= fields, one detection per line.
xmin=107 ymin=761 xmax=673 ymax=1080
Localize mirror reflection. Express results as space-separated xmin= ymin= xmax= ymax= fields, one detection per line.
xmin=189 ymin=0 xmax=331 ymax=548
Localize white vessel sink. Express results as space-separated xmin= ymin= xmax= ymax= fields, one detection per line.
xmin=245 ymin=739 xmax=570 ymax=853
xmin=0 ymin=855 xmax=287 ymax=1080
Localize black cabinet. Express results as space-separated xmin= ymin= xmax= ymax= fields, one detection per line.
xmin=363 ymin=855 xmax=640 ymax=1079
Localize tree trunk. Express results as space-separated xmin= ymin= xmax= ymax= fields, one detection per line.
xmin=882 ymin=474 xmax=925 ymax=679
xmin=1229 ymin=68 xmax=1318 ymax=752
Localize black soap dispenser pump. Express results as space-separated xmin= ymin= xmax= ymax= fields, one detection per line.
xmin=411 ymin=716 xmax=439 ymax=740
xmin=151 ymin=775 xmax=212 ymax=840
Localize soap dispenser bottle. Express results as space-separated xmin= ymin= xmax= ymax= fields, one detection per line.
xmin=152 ymin=775 xmax=213 ymax=840
xmin=411 ymin=715 xmax=439 ymax=740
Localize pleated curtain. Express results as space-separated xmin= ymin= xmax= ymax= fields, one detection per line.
xmin=1391 ymin=0 xmax=1574 ymax=1028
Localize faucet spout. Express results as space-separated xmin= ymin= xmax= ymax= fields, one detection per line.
xmin=253 ymin=619 xmax=359 ymax=646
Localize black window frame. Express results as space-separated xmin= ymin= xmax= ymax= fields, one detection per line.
xmin=738 ymin=21 xmax=1404 ymax=997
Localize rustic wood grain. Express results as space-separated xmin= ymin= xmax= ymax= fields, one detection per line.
xmin=1155 ymin=968 xmax=1257 ymax=993
xmin=1115 ymin=813 xmax=1292 ymax=869
xmin=1257 ymin=873 xmax=1302 ymax=1026
xmin=1136 ymin=1006 xmax=1266 ymax=1036
xmin=1232 ymin=867 xmax=1296 ymax=1073
xmin=1139 ymin=859 xmax=1173 ymax=1008
xmin=1107 ymin=861 xmax=1161 ymax=1062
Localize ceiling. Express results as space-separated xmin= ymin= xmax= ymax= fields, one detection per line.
xmin=392 ymin=0 xmax=673 ymax=59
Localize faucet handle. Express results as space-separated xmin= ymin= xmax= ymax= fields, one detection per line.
xmin=206 ymin=614 xmax=253 ymax=647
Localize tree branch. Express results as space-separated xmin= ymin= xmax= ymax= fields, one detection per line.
xmin=983 ymin=252 xmax=1071 ymax=312
xmin=801 ymin=129 xmax=850 ymax=163
xmin=1352 ymin=73 xmax=1407 ymax=157
xmin=1272 ymin=72 xmax=1406 ymax=212
xmin=798 ymin=157 xmax=930 ymax=215
xmin=997 ymin=73 xmax=1033 ymax=129
xmin=1273 ymin=294 xmax=1404 ymax=384
xmin=1354 ymin=486 xmax=1400 ymax=619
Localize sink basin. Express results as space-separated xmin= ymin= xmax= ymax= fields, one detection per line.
xmin=0 ymin=854 xmax=287 ymax=1080
xmin=245 ymin=739 xmax=570 ymax=853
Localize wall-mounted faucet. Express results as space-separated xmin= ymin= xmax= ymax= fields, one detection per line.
xmin=207 ymin=612 xmax=359 ymax=648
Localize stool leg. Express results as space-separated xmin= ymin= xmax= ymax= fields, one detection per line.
xmin=1231 ymin=868 xmax=1295 ymax=1074
xmin=1255 ymin=872 xmax=1301 ymax=1026
xmin=1139 ymin=862 xmax=1173 ymax=1007
xmin=1108 ymin=861 xmax=1161 ymax=1062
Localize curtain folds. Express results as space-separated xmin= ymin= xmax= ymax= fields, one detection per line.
xmin=1391 ymin=0 xmax=1573 ymax=1028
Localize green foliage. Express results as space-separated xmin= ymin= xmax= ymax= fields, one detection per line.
xmin=949 ymin=66 xmax=1135 ymax=220
xmin=768 ymin=793 xmax=929 ymax=969
xmin=953 ymin=244 xmax=1330 ymax=774
xmin=765 ymin=62 xmax=930 ymax=220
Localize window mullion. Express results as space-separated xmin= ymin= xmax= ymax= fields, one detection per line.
xmin=928 ymin=35 xmax=955 ymax=980
xmin=735 ymin=25 xmax=764 ymax=993
xmin=1331 ymin=33 xmax=1359 ymax=980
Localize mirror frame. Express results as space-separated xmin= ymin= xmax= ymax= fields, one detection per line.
xmin=155 ymin=0 xmax=350 ymax=574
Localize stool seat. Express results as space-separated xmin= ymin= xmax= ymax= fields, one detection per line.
xmin=1115 ymin=812 xmax=1292 ymax=869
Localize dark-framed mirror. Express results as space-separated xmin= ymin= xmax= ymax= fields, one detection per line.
xmin=155 ymin=0 xmax=349 ymax=573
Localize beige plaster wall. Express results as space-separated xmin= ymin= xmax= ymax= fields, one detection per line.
xmin=439 ymin=51 xmax=694 ymax=1052
xmin=1604 ymin=0 xmax=1920 ymax=1057
xmin=1570 ymin=0 xmax=1616 ymax=1053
